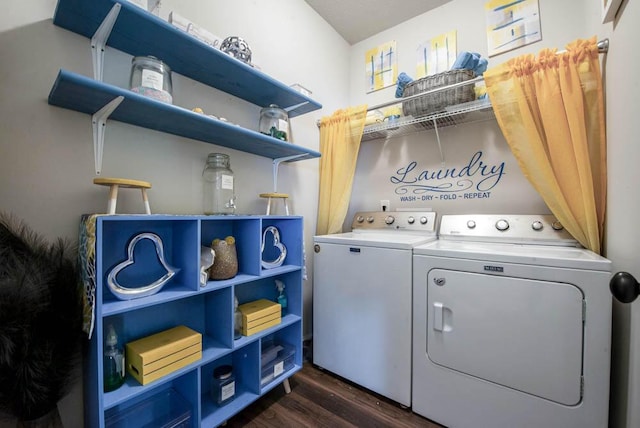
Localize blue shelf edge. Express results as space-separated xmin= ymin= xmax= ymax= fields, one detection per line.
xmin=52 ymin=0 xmax=322 ymax=117
xmin=48 ymin=69 xmax=321 ymax=161
xmin=201 ymin=389 xmax=259 ymax=427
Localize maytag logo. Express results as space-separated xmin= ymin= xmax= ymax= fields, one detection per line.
xmin=484 ymin=265 xmax=504 ymax=272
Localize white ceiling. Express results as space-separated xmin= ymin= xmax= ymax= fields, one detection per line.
xmin=304 ymin=0 xmax=453 ymax=45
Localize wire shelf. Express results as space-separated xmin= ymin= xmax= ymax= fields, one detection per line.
xmin=361 ymin=98 xmax=495 ymax=142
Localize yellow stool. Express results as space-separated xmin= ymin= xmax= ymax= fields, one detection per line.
xmin=93 ymin=177 xmax=152 ymax=214
xmin=259 ymin=192 xmax=290 ymax=215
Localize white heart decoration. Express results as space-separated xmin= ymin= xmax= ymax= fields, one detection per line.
xmin=200 ymin=245 xmax=215 ymax=287
xmin=261 ymin=226 xmax=287 ymax=269
xmin=106 ymin=232 xmax=178 ymax=300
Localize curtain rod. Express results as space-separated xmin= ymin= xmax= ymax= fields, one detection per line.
xmin=316 ymin=38 xmax=610 ymax=122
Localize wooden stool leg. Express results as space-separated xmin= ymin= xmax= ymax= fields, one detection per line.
xmin=283 ymin=198 xmax=290 ymax=216
xmin=283 ymin=378 xmax=291 ymax=394
xmin=107 ymin=184 xmax=119 ymax=215
xmin=141 ymin=188 xmax=151 ymax=214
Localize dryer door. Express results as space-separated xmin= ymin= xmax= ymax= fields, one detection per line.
xmin=427 ymin=269 xmax=584 ymax=405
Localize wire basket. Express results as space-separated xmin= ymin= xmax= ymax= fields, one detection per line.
xmin=402 ymin=69 xmax=476 ymax=118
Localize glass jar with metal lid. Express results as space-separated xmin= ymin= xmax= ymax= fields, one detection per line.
xmin=129 ymin=55 xmax=173 ymax=104
xmin=259 ymin=104 xmax=290 ymax=141
xmin=211 ymin=364 xmax=235 ymax=406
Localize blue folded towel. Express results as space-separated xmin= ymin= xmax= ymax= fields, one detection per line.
xmin=452 ymin=51 xmax=488 ymax=75
xmin=474 ymin=58 xmax=488 ymax=75
xmin=395 ymin=72 xmax=413 ymax=98
xmin=452 ymin=51 xmax=477 ymax=70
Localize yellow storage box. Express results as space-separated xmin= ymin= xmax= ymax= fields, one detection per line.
xmin=239 ymin=299 xmax=281 ymax=336
xmin=126 ymin=325 xmax=202 ymax=385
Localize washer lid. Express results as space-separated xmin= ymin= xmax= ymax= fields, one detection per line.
xmin=414 ymin=239 xmax=611 ymax=271
xmin=314 ymin=231 xmax=437 ymax=250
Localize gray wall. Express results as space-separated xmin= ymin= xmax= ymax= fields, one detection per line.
xmin=346 ymin=1 xmax=640 ymax=428
xmin=345 ymin=0 xmax=596 ymax=223
xmin=0 ymin=0 xmax=349 ymax=425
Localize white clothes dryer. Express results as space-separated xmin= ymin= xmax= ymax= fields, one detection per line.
xmin=313 ymin=211 xmax=437 ymax=407
xmin=412 ymin=214 xmax=612 ymax=428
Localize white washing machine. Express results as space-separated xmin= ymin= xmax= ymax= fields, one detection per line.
xmin=313 ymin=211 xmax=437 ymax=407
xmin=412 ymin=214 xmax=612 ymax=428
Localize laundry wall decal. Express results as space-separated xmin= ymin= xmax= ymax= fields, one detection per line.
xmin=390 ymin=150 xmax=506 ymax=202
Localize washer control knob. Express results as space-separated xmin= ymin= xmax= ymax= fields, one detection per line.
xmin=366 ymin=216 xmax=375 ymax=223
xmin=551 ymin=220 xmax=564 ymax=231
xmin=407 ymin=216 xmax=415 ymax=224
xmin=420 ymin=216 xmax=429 ymax=225
xmin=356 ymin=215 xmax=364 ymax=223
xmin=467 ymin=220 xmax=476 ymax=229
xmin=385 ymin=215 xmax=395 ymax=225
xmin=496 ymin=219 xmax=510 ymax=231
xmin=532 ymin=221 xmax=544 ymax=231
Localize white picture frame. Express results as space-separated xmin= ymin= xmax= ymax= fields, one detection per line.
xmin=602 ymin=0 xmax=623 ymax=23
xmin=485 ymin=0 xmax=542 ymax=57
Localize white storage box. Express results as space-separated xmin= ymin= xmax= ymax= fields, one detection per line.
xmin=260 ymin=343 xmax=295 ymax=386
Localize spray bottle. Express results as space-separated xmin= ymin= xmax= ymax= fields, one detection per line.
xmin=103 ymin=324 xmax=125 ymax=392
xmin=275 ymin=279 xmax=287 ymax=316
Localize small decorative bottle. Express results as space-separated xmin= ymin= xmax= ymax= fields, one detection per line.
xmin=103 ymin=324 xmax=125 ymax=392
xmin=202 ymin=153 xmax=236 ymax=215
xmin=275 ymin=279 xmax=287 ymax=316
xmin=234 ymin=295 xmax=242 ymax=339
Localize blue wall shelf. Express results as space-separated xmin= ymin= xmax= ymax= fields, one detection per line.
xmin=48 ymin=0 xmax=322 ymax=174
xmin=48 ymin=70 xmax=321 ymax=161
xmin=52 ymin=0 xmax=321 ymax=117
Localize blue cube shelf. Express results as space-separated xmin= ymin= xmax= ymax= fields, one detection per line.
xmin=85 ymin=215 xmax=304 ymax=428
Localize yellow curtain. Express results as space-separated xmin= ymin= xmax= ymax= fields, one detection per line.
xmin=484 ymin=37 xmax=606 ymax=253
xmin=316 ymin=105 xmax=368 ymax=235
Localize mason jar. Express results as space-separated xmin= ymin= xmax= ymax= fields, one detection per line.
xmin=211 ymin=365 xmax=235 ymax=406
xmin=129 ymin=55 xmax=173 ymax=104
xmin=202 ymin=153 xmax=236 ymax=215
xmin=259 ymin=104 xmax=289 ymax=141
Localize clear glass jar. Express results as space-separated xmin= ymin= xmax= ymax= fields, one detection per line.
xmin=203 ymin=153 xmax=236 ymax=215
xmin=129 ymin=55 xmax=173 ymax=104
xmin=259 ymin=104 xmax=289 ymax=141
xmin=211 ymin=365 xmax=235 ymax=406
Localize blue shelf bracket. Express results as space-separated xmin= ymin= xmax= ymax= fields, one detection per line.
xmin=272 ymin=154 xmax=306 ymax=192
xmin=91 ymin=3 xmax=121 ymax=81
xmin=92 ymin=96 xmax=124 ymax=175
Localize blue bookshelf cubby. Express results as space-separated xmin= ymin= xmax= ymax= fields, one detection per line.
xmin=85 ymin=215 xmax=303 ymax=427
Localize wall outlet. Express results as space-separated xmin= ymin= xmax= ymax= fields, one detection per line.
xmin=380 ymin=200 xmax=390 ymax=211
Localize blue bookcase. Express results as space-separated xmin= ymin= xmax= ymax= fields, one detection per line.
xmin=47 ymin=1 xmax=319 ymax=425
xmin=86 ymin=215 xmax=304 ymax=427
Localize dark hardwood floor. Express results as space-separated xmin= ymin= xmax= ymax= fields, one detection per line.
xmin=224 ymin=363 xmax=444 ymax=428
